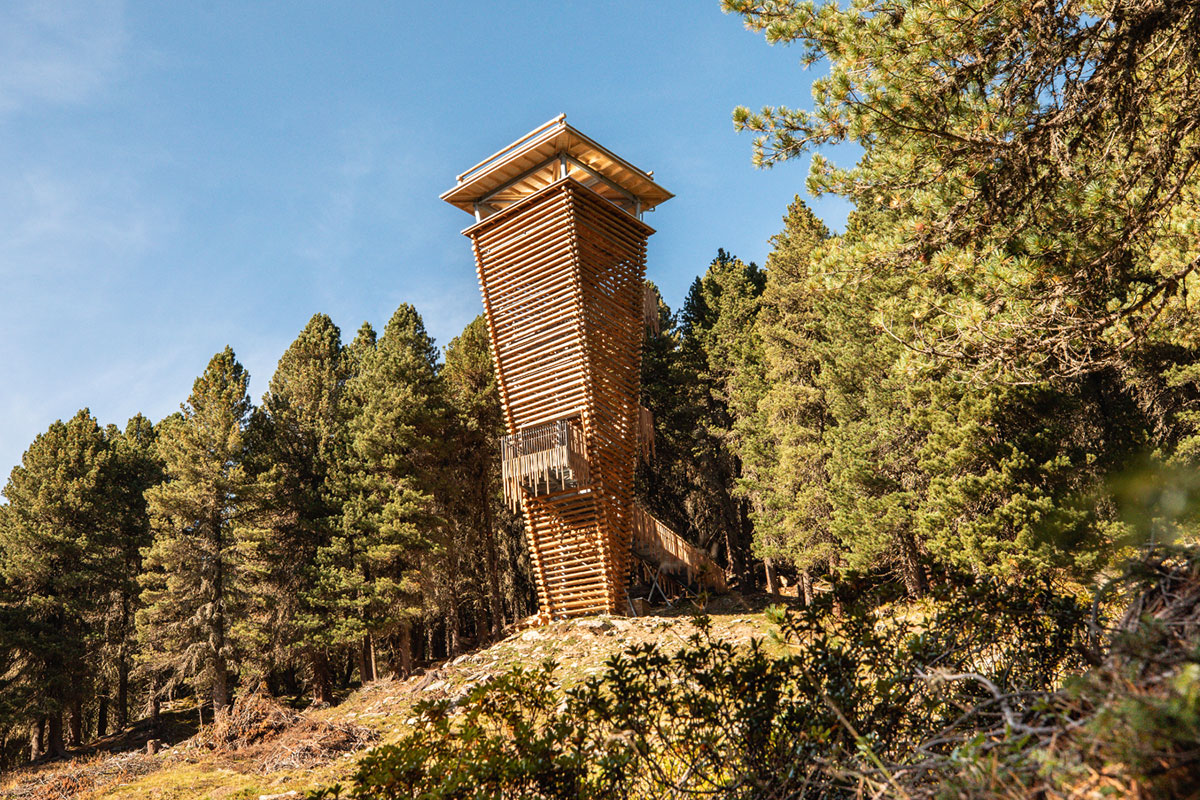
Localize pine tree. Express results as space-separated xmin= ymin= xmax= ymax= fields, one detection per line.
xmin=725 ymin=0 xmax=1200 ymax=380
xmin=636 ymin=284 xmax=698 ymax=541
xmin=672 ymin=250 xmax=766 ymax=586
xmin=138 ymin=347 xmax=258 ymax=713
xmin=737 ymin=198 xmax=832 ymax=599
xmin=0 ymin=410 xmax=114 ymax=756
xmin=442 ymin=315 xmax=522 ymax=640
xmin=98 ymin=414 xmax=162 ymax=732
xmin=740 ymin=204 xmax=1147 ymax=592
xmin=722 ymin=1 xmax=1200 ymax=588
xmin=319 ymin=322 xmax=379 ymax=683
xmin=325 ymin=306 xmax=446 ymax=676
xmin=244 ymin=314 xmax=344 ymax=704
xmin=0 ymin=568 xmax=21 ymax=764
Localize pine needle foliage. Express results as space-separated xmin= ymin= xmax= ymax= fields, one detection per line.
xmin=245 ymin=314 xmax=347 ymax=702
xmin=333 ymin=305 xmax=446 ymax=674
xmin=723 ymin=1 xmax=1200 ymax=588
xmin=725 ymin=0 xmax=1200 ymax=381
xmin=138 ymin=347 xmax=259 ymax=712
xmin=0 ymin=410 xmax=116 ymax=755
xmin=442 ymin=316 xmax=533 ymax=640
xmin=311 ymin=570 xmax=1091 ymax=800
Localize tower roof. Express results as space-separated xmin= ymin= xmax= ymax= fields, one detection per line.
xmin=442 ymin=114 xmax=673 ymax=219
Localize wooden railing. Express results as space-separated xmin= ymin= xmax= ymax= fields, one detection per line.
xmin=500 ymin=417 xmax=589 ymax=511
xmin=455 ymin=114 xmax=566 ymax=184
xmin=632 ymin=504 xmax=727 ymax=591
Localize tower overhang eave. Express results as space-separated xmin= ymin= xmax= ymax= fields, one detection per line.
xmin=441 ymin=115 xmax=673 ymax=216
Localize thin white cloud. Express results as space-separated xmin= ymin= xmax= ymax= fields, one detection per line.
xmin=0 ymin=169 xmax=160 ymax=279
xmin=0 ymin=170 xmax=171 ymax=489
xmin=0 ymin=0 xmax=126 ymax=114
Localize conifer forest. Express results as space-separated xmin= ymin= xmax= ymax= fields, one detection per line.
xmin=5 ymin=1 xmax=1200 ymax=797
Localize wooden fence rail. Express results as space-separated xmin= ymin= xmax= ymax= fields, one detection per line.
xmin=632 ymin=504 xmax=727 ymax=592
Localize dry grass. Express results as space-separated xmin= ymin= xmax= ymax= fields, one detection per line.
xmin=0 ymin=751 xmax=159 ymax=800
xmin=179 ymin=687 xmax=377 ymax=775
xmin=0 ymin=597 xmax=787 ymax=799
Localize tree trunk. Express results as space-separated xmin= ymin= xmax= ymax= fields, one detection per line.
xmin=310 ymin=649 xmax=331 ymax=705
xmin=357 ymin=637 xmax=371 ymax=684
xmin=740 ymin=501 xmax=757 ymax=588
xmin=212 ymin=656 xmax=229 ymax=714
xmin=723 ymin=499 xmax=754 ymax=588
xmin=356 ymin=556 xmax=376 ymax=681
xmin=29 ymin=717 xmax=45 ymax=761
xmin=474 ymin=604 xmax=490 ymax=648
xmin=801 ymin=569 xmax=814 ymax=606
xmin=828 ymin=553 xmax=844 ymax=615
xmin=68 ymin=697 xmax=83 ymax=746
xmin=97 ymin=695 xmax=109 ymax=738
xmin=116 ymin=657 xmax=129 ymax=729
xmin=723 ymin=526 xmax=742 ymax=587
xmin=764 ymin=558 xmax=780 ymax=594
xmin=481 ymin=484 xmax=505 ymax=637
xmin=150 ymin=691 xmax=161 ymax=730
xmin=211 ymin=511 xmax=230 ymax=714
xmin=397 ymin=623 xmax=414 ymax=677
xmin=46 ymin=712 xmax=66 ymax=758
xmin=447 ymin=597 xmax=462 ymax=658
xmin=358 ymin=634 xmax=376 ymax=684
xmin=115 ymin=583 xmax=134 ymax=731
xmin=898 ymin=532 xmax=927 ymax=598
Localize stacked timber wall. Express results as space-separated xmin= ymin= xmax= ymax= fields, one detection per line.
xmin=467 ymin=177 xmax=651 ymax=618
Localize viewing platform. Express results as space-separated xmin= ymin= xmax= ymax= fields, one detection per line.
xmin=500 ymin=417 xmax=589 ymax=512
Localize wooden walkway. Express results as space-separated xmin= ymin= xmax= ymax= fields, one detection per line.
xmin=632 ymin=504 xmax=727 ymax=592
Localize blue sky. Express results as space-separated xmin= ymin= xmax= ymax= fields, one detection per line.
xmin=0 ymin=1 xmax=853 ymax=482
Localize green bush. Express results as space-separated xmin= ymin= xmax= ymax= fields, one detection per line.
xmin=929 ymin=547 xmax=1200 ymax=798
xmin=310 ymin=573 xmax=1090 ymax=800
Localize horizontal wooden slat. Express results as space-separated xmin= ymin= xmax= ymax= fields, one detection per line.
xmin=468 ymin=179 xmax=666 ymax=618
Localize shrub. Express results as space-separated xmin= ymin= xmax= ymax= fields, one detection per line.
xmin=310 ymin=572 xmax=1090 ymax=799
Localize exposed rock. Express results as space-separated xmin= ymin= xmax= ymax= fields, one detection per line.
xmin=412 ymin=670 xmax=443 ymax=692
xmin=574 ymin=618 xmax=614 ymax=633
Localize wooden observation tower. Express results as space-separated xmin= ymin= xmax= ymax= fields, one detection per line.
xmin=443 ymin=115 xmax=672 ymax=618
xmin=444 ymin=115 xmax=725 ymax=619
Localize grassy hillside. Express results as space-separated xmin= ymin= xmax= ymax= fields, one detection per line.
xmin=0 ymin=597 xmax=776 ymax=800
xmin=8 ymin=549 xmax=1200 ymax=800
